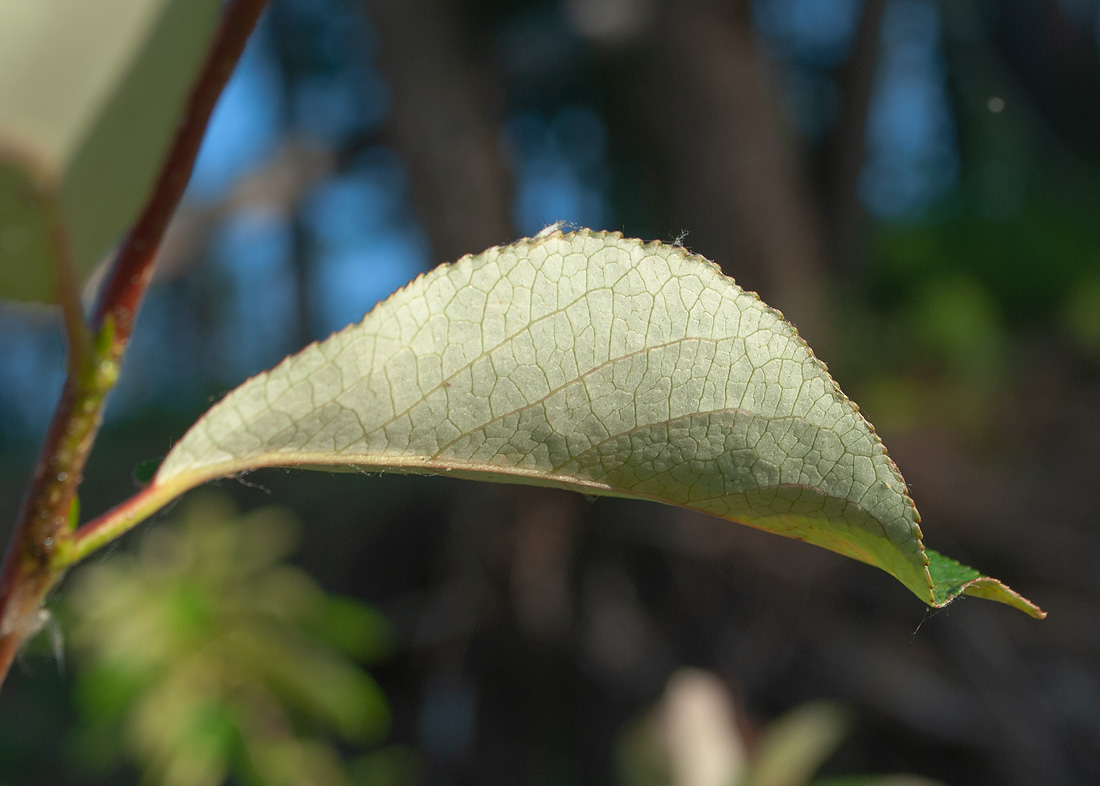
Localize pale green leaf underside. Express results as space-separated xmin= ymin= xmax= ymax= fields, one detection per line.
xmin=0 ymin=0 xmax=220 ymax=303
xmin=155 ymin=230 xmax=1043 ymax=618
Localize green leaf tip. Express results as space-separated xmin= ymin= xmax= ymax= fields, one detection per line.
xmin=926 ymin=549 xmax=1046 ymax=618
xmin=152 ymin=229 xmax=1044 ymax=619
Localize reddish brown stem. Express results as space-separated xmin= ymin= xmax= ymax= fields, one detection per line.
xmin=0 ymin=0 xmax=269 ymax=688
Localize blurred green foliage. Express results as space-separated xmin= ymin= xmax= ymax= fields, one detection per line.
xmin=832 ymin=184 xmax=1100 ymax=435
xmin=62 ymin=492 xmax=418 ymax=786
xmin=616 ymin=670 xmax=946 ymax=786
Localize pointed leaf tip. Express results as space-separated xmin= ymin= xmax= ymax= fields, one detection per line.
xmin=927 ymin=549 xmax=1046 ymax=618
xmin=153 ymin=229 xmax=1043 ymax=618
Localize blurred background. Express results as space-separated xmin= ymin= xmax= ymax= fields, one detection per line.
xmin=2 ymin=0 xmax=1099 ymax=783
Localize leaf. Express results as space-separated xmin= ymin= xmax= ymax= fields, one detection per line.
xmin=132 ymin=457 xmax=163 ymax=489
xmin=0 ymin=0 xmax=221 ymax=304
xmin=743 ymin=701 xmax=851 ymax=786
xmin=154 ymin=229 xmax=1044 ymax=618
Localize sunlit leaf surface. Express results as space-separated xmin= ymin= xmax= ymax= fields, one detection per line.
xmin=156 ymin=230 xmax=1043 ymax=617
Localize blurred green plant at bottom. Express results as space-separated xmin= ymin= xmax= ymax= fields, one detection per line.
xmin=617 ymin=669 xmax=947 ymax=786
xmin=61 ymin=491 xmax=421 ymax=786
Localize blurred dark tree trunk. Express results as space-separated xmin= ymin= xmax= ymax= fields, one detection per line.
xmin=938 ymin=0 xmax=1100 ymax=188
xmin=266 ymin=3 xmax=314 ymax=347
xmin=827 ymin=0 xmax=885 ymax=275
xmin=604 ymin=0 xmax=829 ymax=347
xmin=366 ymin=0 xmax=514 ymax=263
xmin=969 ymin=0 xmax=1100 ymax=163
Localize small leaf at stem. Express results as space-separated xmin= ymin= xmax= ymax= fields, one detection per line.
xmin=150 ymin=230 xmax=1044 ymax=618
xmin=132 ymin=457 xmax=163 ymax=488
